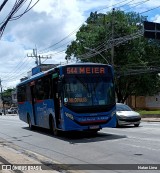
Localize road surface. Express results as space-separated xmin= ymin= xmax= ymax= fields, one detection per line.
xmin=0 ymin=115 xmax=160 ymax=173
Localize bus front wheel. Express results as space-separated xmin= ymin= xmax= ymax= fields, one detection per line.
xmin=50 ymin=117 xmax=58 ymax=136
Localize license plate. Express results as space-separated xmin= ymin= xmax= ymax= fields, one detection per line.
xmin=90 ymin=125 xmax=99 ymax=129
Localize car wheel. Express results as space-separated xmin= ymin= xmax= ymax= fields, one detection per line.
xmin=134 ymin=123 xmax=140 ymax=127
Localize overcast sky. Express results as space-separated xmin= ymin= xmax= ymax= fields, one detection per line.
xmin=0 ymin=0 xmax=160 ymax=89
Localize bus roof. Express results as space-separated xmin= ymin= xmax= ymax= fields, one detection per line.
xmin=17 ymin=62 xmax=112 ymax=87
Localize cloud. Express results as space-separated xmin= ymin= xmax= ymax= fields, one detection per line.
xmin=0 ymin=0 xmax=86 ymax=88
xmin=1 ymin=0 xmax=160 ymax=89
xmin=151 ymin=14 xmax=160 ymax=22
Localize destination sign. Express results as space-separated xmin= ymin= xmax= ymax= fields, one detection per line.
xmin=65 ymin=66 xmax=108 ymax=75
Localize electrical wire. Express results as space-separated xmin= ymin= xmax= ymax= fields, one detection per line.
xmin=97 ymin=0 xmax=133 ymax=12
xmin=1 ymin=0 xmax=155 ymax=84
xmin=124 ymin=0 xmax=150 ymax=12
xmin=38 ymin=25 xmax=81 ymax=54
xmin=0 ymin=0 xmax=40 ymax=39
xmin=1 ymin=56 xmax=32 ymax=79
xmin=140 ymin=5 xmax=160 ymax=14
xmin=0 ymin=0 xmax=8 ymax=12
xmin=38 ymin=0 xmax=139 ymax=54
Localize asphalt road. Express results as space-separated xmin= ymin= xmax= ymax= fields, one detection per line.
xmin=0 ymin=115 xmax=160 ymax=173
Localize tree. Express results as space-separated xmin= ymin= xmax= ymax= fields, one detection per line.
xmin=65 ymin=10 xmax=160 ymax=103
xmin=3 ymin=88 xmax=14 ymax=97
xmin=2 ymin=88 xmax=14 ymax=105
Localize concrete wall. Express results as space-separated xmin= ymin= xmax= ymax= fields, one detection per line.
xmin=128 ymin=93 xmax=160 ymax=110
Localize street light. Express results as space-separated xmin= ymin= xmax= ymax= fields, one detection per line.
xmin=84 ymin=47 xmax=109 ymax=64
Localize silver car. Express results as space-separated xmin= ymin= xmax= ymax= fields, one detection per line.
xmin=116 ymin=103 xmax=141 ymax=127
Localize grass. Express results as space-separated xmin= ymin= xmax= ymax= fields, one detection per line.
xmin=137 ymin=110 xmax=160 ymax=115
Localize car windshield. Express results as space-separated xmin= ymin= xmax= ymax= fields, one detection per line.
xmin=116 ymin=104 xmax=132 ymax=111
xmin=63 ymin=76 xmax=115 ymax=107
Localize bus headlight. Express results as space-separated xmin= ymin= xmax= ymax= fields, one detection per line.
xmin=65 ymin=112 xmax=74 ymax=120
xmin=111 ymin=111 xmax=116 ymax=117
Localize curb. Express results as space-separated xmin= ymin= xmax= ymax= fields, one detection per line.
xmin=0 ymin=139 xmax=59 ymax=173
xmin=141 ymin=118 xmax=160 ymax=122
xmin=0 ymin=138 xmax=83 ymax=173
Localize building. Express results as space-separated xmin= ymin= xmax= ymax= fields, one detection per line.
xmin=11 ymin=90 xmax=17 ymax=105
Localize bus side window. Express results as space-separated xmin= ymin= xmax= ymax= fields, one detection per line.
xmin=35 ymin=80 xmax=44 ymax=100
xmin=17 ymin=86 xmax=26 ymax=102
xmin=42 ymin=77 xmax=51 ymax=99
xmin=26 ymin=84 xmax=31 ymax=101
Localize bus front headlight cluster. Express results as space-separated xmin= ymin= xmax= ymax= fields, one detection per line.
xmin=111 ymin=111 xmax=116 ymax=117
xmin=65 ymin=112 xmax=74 ymax=120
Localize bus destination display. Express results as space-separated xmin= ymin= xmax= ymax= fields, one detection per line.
xmin=66 ymin=66 xmax=108 ymax=75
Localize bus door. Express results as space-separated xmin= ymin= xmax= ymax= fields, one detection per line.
xmin=30 ymin=81 xmax=37 ymax=125
xmin=52 ymin=76 xmax=61 ymax=128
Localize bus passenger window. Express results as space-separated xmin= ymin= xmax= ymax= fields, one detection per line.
xmin=42 ymin=77 xmax=51 ymax=99
xmin=17 ymin=86 xmax=26 ymax=102
xmin=35 ymin=80 xmax=44 ymax=100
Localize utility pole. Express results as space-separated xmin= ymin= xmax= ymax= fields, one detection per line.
xmin=111 ymin=8 xmax=115 ymax=66
xmin=27 ymin=48 xmax=52 ymax=66
xmin=0 ymin=78 xmax=5 ymax=115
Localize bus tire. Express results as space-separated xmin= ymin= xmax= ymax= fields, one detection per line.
xmin=49 ymin=116 xmax=58 ymax=136
xmin=116 ymin=120 xmax=120 ymax=128
xmin=27 ymin=115 xmax=34 ymax=130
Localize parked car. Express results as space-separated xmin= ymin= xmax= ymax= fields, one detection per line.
xmin=116 ymin=103 xmax=141 ymax=127
xmin=7 ymin=107 xmax=17 ymax=114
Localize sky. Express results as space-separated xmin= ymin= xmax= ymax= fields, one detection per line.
xmin=0 ymin=0 xmax=160 ymax=89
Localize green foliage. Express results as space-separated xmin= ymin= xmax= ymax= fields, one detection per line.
xmin=65 ymin=10 xmax=160 ymax=103
xmin=3 ymin=88 xmax=14 ymax=97
xmin=138 ymin=110 xmax=160 ymax=115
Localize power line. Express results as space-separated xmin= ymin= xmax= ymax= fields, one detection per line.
xmin=38 ymin=0 xmax=138 ymax=54
xmin=124 ymin=0 xmax=150 ymax=12
xmin=0 ymin=0 xmax=8 ymax=12
xmin=78 ymin=30 xmax=143 ymax=61
xmin=2 ymin=63 xmax=34 ymax=82
xmin=38 ymin=26 xmax=81 ymax=54
xmin=97 ymin=0 xmax=133 ymax=12
xmin=1 ymin=56 xmax=31 ymax=79
xmin=27 ymin=48 xmax=52 ymax=66
xmin=10 ymin=0 xmax=40 ymax=21
xmin=0 ymin=0 xmax=40 ymax=39
xmin=1 ymin=0 xmax=152 ymax=85
xmin=140 ymin=5 xmax=160 ymax=14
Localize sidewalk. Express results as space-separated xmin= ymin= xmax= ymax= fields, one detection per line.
xmin=141 ymin=114 xmax=160 ymax=122
xmin=0 ymin=138 xmax=81 ymax=173
xmin=0 ymin=139 xmax=60 ymax=173
xmin=141 ymin=117 xmax=160 ymax=122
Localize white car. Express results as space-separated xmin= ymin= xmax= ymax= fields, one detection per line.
xmin=8 ymin=107 xmax=17 ymax=114
xmin=116 ymin=103 xmax=141 ymax=127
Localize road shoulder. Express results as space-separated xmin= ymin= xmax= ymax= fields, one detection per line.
xmin=0 ymin=137 xmax=81 ymax=173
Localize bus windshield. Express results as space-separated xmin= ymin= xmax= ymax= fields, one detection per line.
xmin=63 ymin=76 xmax=115 ymax=111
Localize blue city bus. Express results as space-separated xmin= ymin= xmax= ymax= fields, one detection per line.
xmin=17 ymin=63 xmax=116 ymax=135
